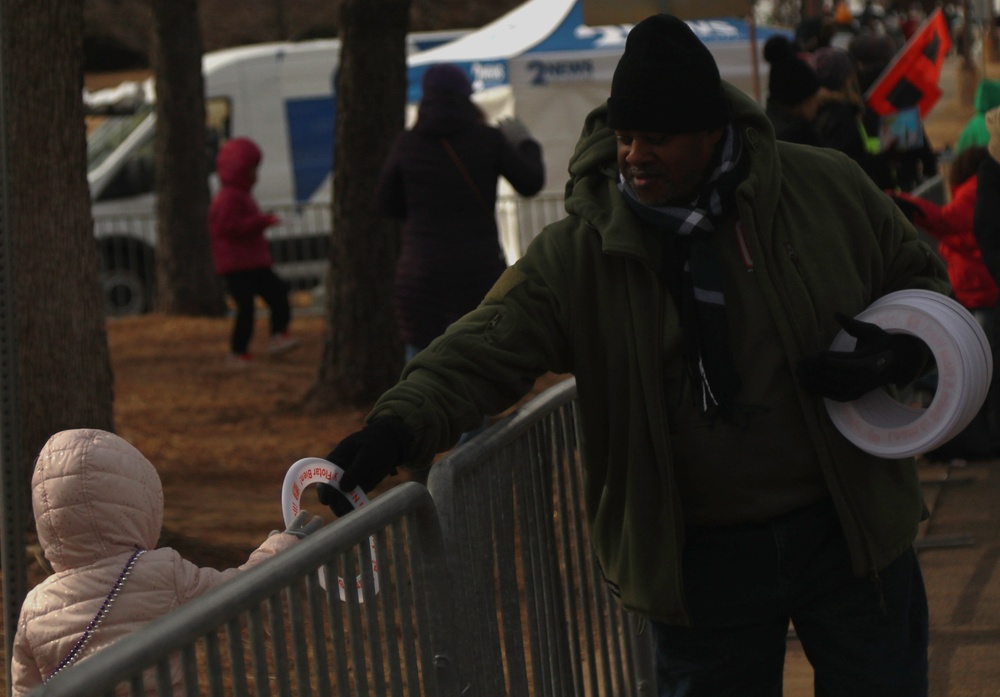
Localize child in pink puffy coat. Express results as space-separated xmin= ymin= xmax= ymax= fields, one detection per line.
xmin=12 ymin=428 xmax=321 ymax=694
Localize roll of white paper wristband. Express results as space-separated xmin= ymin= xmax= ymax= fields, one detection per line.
xmin=282 ymin=457 xmax=379 ymax=602
xmin=824 ymin=289 xmax=993 ymax=459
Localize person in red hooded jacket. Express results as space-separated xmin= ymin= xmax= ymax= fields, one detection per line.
xmin=890 ymin=146 xmax=999 ymax=460
xmin=889 ymin=146 xmax=998 ymax=314
xmin=209 ymin=137 xmax=299 ymax=364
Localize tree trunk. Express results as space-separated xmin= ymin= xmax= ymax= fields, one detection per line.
xmin=306 ymin=0 xmax=410 ymax=410
xmin=150 ymin=0 xmax=227 ymax=315
xmin=5 ymin=1 xmax=115 ymax=461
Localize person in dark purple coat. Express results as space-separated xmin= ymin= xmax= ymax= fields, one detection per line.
xmin=376 ymin=63 xmax=545 ymax=364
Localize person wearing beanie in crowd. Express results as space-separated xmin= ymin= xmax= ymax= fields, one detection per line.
xmin=762 ymin=35 xmax=822 ymax=145
xmin=374 ymin=62 xmax=545 ymax=447
xmin=813 ymin=45 xmax=884 ymax=171
xmin=377 ymin=62 xmax=546 ymax=365
xmin=312 ymin=14 xmax=948 ymax=695
xmin=845 ymin=30 xmax=939 ymax=192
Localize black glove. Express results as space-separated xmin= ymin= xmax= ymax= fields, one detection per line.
xmin=316 ymin=416 xmax=413 ymax=517
xmin=796 ymin=313 xmax=927 ymax=402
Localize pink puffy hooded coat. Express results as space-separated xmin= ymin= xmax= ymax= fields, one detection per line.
xmin=208 ymin=137 xmax=277 ymax=275
xmin=11 ymin=429 xmax=298 ymax=695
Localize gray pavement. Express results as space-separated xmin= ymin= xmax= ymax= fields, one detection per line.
xmin=783 ymin=458 xmax=1000 ymax=695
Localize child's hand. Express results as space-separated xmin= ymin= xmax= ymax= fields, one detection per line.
xmin=273 ymin=510 xmax=324 ymax=539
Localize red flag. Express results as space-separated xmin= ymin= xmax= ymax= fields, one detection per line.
xmin=865 ymin=8 xmax=952 ymax=118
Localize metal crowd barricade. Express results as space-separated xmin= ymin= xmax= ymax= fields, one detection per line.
xmin=25 ymin=378 xmax=654 ymax=697
xmin=496 ymin=191 xmax=566 ymax=263
xmin=909 ymin=173 xmax=946 ymax=205
xmin=91 ymin=192 xmax=569 ymax=315
xmin=28 ymin=483 xmax=462 ymax=697
xmin=427 ymin=377 xmax=656 ymax=697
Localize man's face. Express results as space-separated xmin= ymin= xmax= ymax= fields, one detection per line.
xmin=615 ymin=128 xmax=725 ymax=206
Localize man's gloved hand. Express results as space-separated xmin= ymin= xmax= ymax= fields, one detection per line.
xmin=316 ymin=416 xmax=413 ymax=517
xmin=497 ymin=116 xmax=534 ymax=147
xmin=271 ymin=510 xmax=324 ymax=539
xmin=796 ymin=312 xmax=927 ymax=402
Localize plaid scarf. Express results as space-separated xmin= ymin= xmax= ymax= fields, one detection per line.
xmin=619 ymin=125 xmax=745 ymax=421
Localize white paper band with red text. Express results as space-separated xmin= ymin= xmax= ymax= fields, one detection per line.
xmin=281 ymin=457 xmax=379 ymax=602
xmin=824 ymin=290 xmax=993 ymax=458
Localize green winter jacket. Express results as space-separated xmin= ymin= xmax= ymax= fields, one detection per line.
xmin=371 ymin=83 xmax=951 ymax=625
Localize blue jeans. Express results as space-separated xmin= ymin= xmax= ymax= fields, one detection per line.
xmin=651 ymin=498 xmax=928 ymax=696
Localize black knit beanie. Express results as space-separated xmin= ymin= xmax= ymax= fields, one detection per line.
xmin=764 ymin=35 xmax=820 ymax=105
xmin=607 ymin=14 xmax=731 ymax=133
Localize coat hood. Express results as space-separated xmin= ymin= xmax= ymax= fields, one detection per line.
xmin=215 ymin=137 xmax=262 ymax=191
xmin=413 ymin=91 xmax=481 ymax=138
xmin=32 ymin=429 xmax=163 ymax=573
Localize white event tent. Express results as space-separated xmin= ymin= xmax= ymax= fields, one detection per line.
xmin=406 ymin=0 xmax=793 ymax=201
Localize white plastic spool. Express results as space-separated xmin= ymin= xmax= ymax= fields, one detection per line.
xmin=824 ymin=290 xmax=993 ymax=459
xmin=281 ymin=457 xmax=379 ymax=602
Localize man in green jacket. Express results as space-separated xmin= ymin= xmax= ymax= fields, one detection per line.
xmin=319 ymin=14 xmax=950 ymax=696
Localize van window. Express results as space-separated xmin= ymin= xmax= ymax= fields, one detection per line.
xmin=95 ymin=129 xmax=155 ymax=202
xmin=87 ymin=106 xmax=154 ymax=174
xmin=95 ymin=97 xmax=232 ymax=202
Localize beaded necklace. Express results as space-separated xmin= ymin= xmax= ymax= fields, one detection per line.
xmin=45 ymin=547 xmax=146 ymax=682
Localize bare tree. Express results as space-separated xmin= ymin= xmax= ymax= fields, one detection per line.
xmin=150 ymin=0 xmax=227 ymax=315
xmin=306 ymin=0 xmax=410 ymax=409
xmin=1 ymin=9 xmax=114 ymax=653
xmin=4 ymin=0 xmax=115 ymax=460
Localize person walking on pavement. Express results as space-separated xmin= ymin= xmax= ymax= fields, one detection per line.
xmin=316 ymin=15 xmax=948 ymax=696
xmin=376 ymin=63 xmax=545 ymax=365
xmin=209 ymin=137 xmax=300 ymax=365
xmin=762 ymin=34 xmax=822 ymax=145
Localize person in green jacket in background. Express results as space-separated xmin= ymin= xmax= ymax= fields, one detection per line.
xmin=315 ymin=14 xmax=950 ymax=696
xmin=957 ymin=78 xmax=1000 ymax=153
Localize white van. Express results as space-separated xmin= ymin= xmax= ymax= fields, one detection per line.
xmin=87 ymin=30 xmax=465 ymax=315
xmin=88 ymin=5 xmax=780 ymax=315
